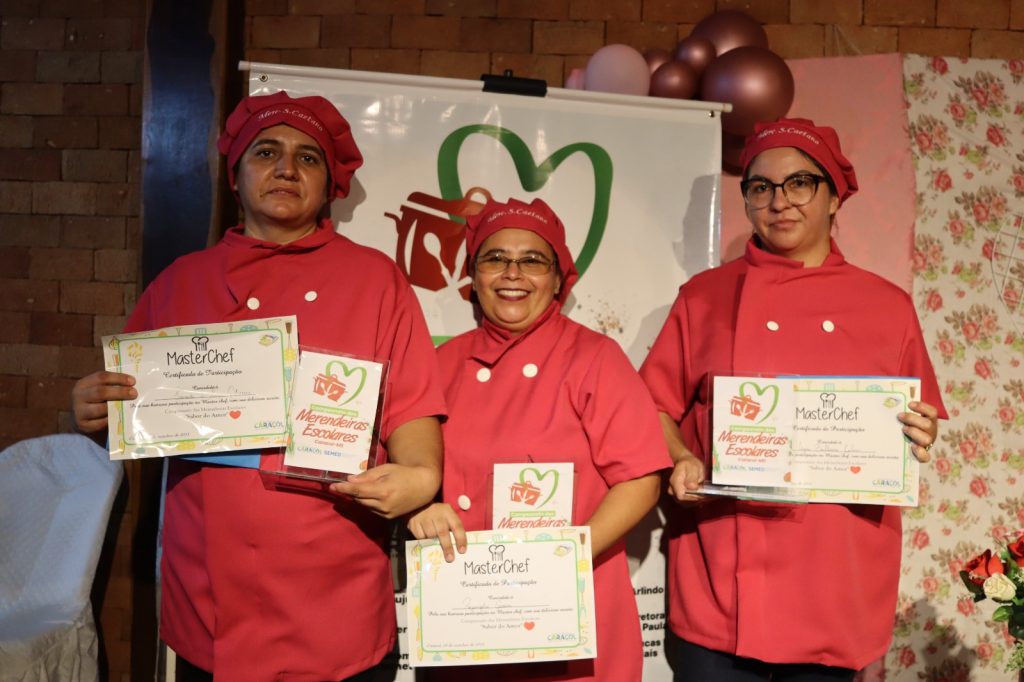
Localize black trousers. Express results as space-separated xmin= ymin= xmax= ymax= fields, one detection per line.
xmin=668 ymin=633 xmax=857 ymax=682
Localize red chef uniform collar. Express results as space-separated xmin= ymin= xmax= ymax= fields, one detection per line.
xmin=745 ymin=236 xmax=847 ymax=269
xmin=222 ymin=217 xmax=337 ymax=254
xmin=471 ymin=300 xmax=562 ymax=366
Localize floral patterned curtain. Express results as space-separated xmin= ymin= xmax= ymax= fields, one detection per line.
xmin=896 ymin=53 xmax=1024 ymax=680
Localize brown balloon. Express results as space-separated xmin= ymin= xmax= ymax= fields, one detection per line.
xmin=672 ymin=35 xmax=716 ymax=77
xmin=721 ymin=131 xmax=746 ymax=175
xmin=643 ymin=48 xmax=673 ymax=75
xmin=691 ymin=10 xmax=768 ymax=57
xmin=649 ymin=61 xmax=699 ymax=99
xmin=700 ymin=46 xmax=794 ymax=137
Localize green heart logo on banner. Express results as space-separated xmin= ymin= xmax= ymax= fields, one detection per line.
xmin=738 ymin=381 xmax=780 ymax=424
xmin=324 ymin=360 xmax=367 ymax=407
xmin=519 ymin=466 xmax=560 ymax=508
xmin=436 ymin=125 xmax=613 ymax=277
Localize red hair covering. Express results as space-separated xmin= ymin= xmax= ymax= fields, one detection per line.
xmin=465 ymin=197 xmax=579 ymax=303
xmin=739 ymin=117 xmax=859 ymax=205
xmin=217 ymin=91 xmax=363 ymax=199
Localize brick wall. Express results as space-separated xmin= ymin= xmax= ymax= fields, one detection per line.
xmin=0 ymin=2 xmax=143 ymax=681
xmin=2 ymin=1 xmax=1023 ymax=681
xmin=241 ymin=0 xmax=1024 ymax=84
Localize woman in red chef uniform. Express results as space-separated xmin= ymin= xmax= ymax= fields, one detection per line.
xmin=640 ymin=118 xmax=946 ymax=681
xmin=406 ymin=197 xmax=672 ymax=681
xmin=71 ymin=92 xmax=446 ymax=681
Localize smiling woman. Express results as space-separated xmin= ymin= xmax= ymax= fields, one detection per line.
xmin=406 ymin=197 xmax=672 ymax=682
xmin=471 ymin=228 xmax=562 ymax=335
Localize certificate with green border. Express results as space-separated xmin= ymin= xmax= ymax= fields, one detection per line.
xmin=102 ymin=316 xmax=298 ymax=460
xmin=711 ymin=375 xmax=921 ymax=506
xmin=406 ymin=527 xmax=596 ymax=667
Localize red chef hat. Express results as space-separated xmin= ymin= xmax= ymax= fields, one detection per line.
xmin=217 ymin=91 xmax=363 ymax=199
xmin=739 ymin=117 xmax=858 ymax=205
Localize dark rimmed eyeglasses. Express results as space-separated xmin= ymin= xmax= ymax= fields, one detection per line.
xmin=474 ymin=254 xmax=556 ymax=276
xmin=740 ymin=173 xmax=827 ymax=209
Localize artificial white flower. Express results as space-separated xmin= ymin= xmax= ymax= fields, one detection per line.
xmin=982 ymin=572 xmax=1017 ymax=601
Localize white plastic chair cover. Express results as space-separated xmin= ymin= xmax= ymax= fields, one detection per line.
xmin=0 ymin=434 xmax=123 ymax=682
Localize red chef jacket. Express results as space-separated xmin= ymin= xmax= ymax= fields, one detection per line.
xmin=432 ymin=304 xmax=672 ymax=681
xmin=125 ymin=223 xmax=445 ymax=680
xmin=640 ymin=238 xmax=947 ymax=670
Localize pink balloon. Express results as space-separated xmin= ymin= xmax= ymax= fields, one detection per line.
xmin=692 ymin=10 xmax=768 ymax=57
xmin=649 ymin=61 xmax=698 ymax=99
xmin=584 ymin=44 xmax=651 ymax=96
xmin=672 ymin=35 xmax=716 ymax=77
xmin=700 ymin=46 xmax=794 ymax=137
xmin=643 ymin=48 xmax=673 ymax=75
xmin=564 ymin=67 xmax=585 ymax=90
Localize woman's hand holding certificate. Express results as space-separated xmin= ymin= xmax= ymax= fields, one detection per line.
xmin=102 ymin=317 xmax=297 ymax=459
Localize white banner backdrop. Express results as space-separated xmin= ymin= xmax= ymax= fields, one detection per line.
xmin=246 ymin=63 xmax=724 ymax=680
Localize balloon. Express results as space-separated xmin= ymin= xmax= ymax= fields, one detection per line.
xmin=691 ymin=10 xmax=768 ymax=57
xmin=649 ymin=61 xmax=698 ymax=99
xmin=584 ymin=44 xmax=651 ymax=96
xmin=700 ymin=46 xmax=794 ymax=137
xmin=643 ymin=48 xmax=673 ymax=75
xmin=672 ymin=35 xmax=716 ymax=77
xmin=722 ymin=132 xmax=746 ymax=175
xmin=564 ymin=67 xmax=585 ymax=90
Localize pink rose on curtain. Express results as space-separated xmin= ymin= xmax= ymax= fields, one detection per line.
xmin=916 ymin=130 xmax=935 ymax=152
xmin=983 ymin=239 xmax=995 ymax=260
xmin=972 ymin=202 xmax=990 ymax=223
xmin=949 ymin=100 xmax=967 ymax=122
xmin=997 ymin=404 xmax=1017 ymax=426
xmin=969 ymin=476 xmax=990 ymax=497
xmin=935 ymin=457 xmax=952 ymax=475
xmin=972 ymin=87 xmax=989 ymax=108
xmin=1003 ymin=284 xmax=1020 ymax=311
xmin=926 ymin=290 xmax=944 ymax=311
xmin=898 ymin=646 xmax=917 ymax=667
xmin=930 ymin=57 xmax=949 ymax=75
xmin=986 ymin=125 xmax=1007 ymax=146
xmin=934 ymin=170 xmax=953 ymax=191
xmin=974 ymin=358 xmax=994 ymax=379
xmin=912 ymin=529 xmax=931 ymax=549
xmin=957 ymin=597 xmax=977 ymax=616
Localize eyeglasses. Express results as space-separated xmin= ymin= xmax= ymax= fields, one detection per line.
xmin=474 ymin=254 xmax=556 ymax=276
xmin=740 ymin=173 xmax=827 ymax=209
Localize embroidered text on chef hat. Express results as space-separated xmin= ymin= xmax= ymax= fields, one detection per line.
xmin=465 ymin=197 xmax=579 ymax=302
xmin=739 ymin=117 xmax=858 ymax=205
